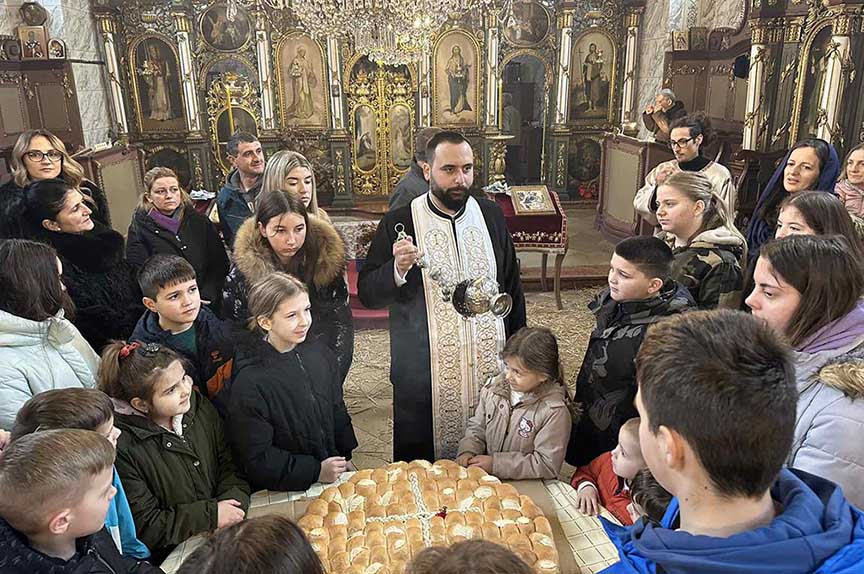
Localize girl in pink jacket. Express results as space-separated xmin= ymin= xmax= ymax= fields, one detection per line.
xmin=835 ymin=143 xmax=864 ymax=217
xmin=456 ymin=327 xmax=572 ymax=479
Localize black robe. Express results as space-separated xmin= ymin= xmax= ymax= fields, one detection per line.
xmin=358 ymin=195 xmax=526 ymax=462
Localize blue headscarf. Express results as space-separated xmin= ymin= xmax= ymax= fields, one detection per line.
xmin=745 ymin=139 xmax=840 ymax=254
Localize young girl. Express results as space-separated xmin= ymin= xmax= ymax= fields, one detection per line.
xmin=456 ymin=327 xmax=571 ymax=480
xmin=835 ymin=142 xmax=864 ymax=217
xmin=98 ymin=341 xmax=250 ymax=561
xmin=225 ymin=272 xmax=358 ymax=492
xmin=745 ymin=235 xmax=864 ymax=509
xmin=655 ymin=171 xmax=746 ymax=309
xmin=260 ymin=150 xmax=331 ymax=221
xmin=775 ymin=190 xmax=864 ymax=256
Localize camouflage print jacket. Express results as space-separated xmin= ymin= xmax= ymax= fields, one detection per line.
xmin=662 ymin=227 xmax=745 ymax=310
xmin=566 ymin=280 xmax=695 ymax=466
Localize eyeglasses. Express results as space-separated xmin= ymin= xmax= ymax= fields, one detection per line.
xmin=669 ymin=138 xmax=695 ymax=149
xmin=24 ymin=150 xmax=63 ymax=162
xmin=150 ymin=186 xmax=181 ymax=197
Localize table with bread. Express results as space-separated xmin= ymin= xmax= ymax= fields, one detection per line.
xmin=160 ymin=460 xmax=620 ymax=574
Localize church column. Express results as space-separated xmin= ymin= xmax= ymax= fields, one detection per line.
xmin=418 ymin=52 xmax=432 ymax=127
xmin=96 ymin=15 xmax=128 ymax=136
xmin=173 ymin=12 xmax=201 ymax=133
xmin=255 ymin=15 xmax=276 ymax=131
xmin=742 ymin=23 xmax=768 ymax=151
xmin=327 ymin=38 xmax=354 ymax=207
xmin=485 ymin=10 xmax=501 ymax=129
xmin=815 ymin=12 xmax=852 ymax=144
xmin=620 ymin=7 xmax=643 ymax=133
xmin=548 ymin=9 xmax=574 ymax=197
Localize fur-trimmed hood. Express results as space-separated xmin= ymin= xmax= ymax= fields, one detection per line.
xmin=232 ymin=215 xmax=346 ymax=288
xmin=818 ymin=354 xmax=864 ymax=400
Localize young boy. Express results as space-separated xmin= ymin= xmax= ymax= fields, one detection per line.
xmin=602 ymin=310 xmax=864 ymax=573
xmin=626 ymin=468 xmax=672 ymax=524
xmin=0 ymin=429 xmax=162 ymax=573
xmin=567 ymin=236 xmax=694 ymax=466
xmin=132 ymin=255 xmax=233 ymax=399
xmin=571 ymin=417 xmax=644 ymax=525
xmin=10 ymin=388 xmax=150 ymax=560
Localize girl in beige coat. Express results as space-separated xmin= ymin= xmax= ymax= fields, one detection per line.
xmin=456 ymin=327 xmax=572 ymax=479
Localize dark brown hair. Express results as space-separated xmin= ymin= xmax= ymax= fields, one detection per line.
xmin=757 ymin=138 xmax=832 ymax=221
xmin=0 ymin=238 xmax=73 ymax=321
xmin=636 ymin=310 xmax=796 ymax=498
xmin=176 ymin=515 xmax=324 ymax=574
xmin=614 ymin=236 xmax=673 ymax=281
xmin=629 ymin=468 xmax=672 ymax=523
xmin=11 ymin=388 xmax=113 ymax=441
xmin=426 ymin=130 xmax=470 ymax=166
xmin=255 ymin=190 xmax=317 ymax=285
xmin=759 ymin=235 xmax=864 ymax=348
xmin=137 ymin=254 xmax=197 ymax=300
xmin=98 ymin=340 xmax=181 ymax=404
xmin=407 ymin=540 xmax=533 ymax=574
xmin=779 ymin=191 xmax=864 ymax=259
xmin=0 ymin=429 xmax=114 ymax=534
xmin=669 ymin=111 xmax=715 ymax=147
xmin=502 ymin=327 xmax=564 ymax=387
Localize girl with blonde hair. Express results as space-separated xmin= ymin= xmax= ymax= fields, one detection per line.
xmin=655 ymin=170 xmax=746 ymax=309
xmin=260 ymin=150 xmax=330 ymax=221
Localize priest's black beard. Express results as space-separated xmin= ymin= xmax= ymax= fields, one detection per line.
xmin=430 ymin=180 xmax=469 ymax=211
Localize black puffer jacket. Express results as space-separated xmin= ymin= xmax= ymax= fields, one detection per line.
xmin=0 ymin=519 xmax=162 ymax=574
xmin=224 ymin=332 xmax=358 ymax=492
xmin=126 ymin=208 xmax=229 ymax=315
xmin=38 ymin=222 xmax=144 ymax=352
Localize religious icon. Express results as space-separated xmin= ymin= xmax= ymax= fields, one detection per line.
xmin=130 ymin=37 xmax=186 ymax=133
xmin=47 ymin=38 xmax=66 ymax=60
xmin=18 ymin=26 xmax=47 ymax=60
xmin=20 ymin=1 xmax=49 ymax=26
xmin=569 ymin=30 xmax=616 ymax=122
xmin=502 ymin=1 xmax=550 ymax=47
xmin=277 ymin=34 xmax=328 ymax=128
xmin=796 ymin=26 xmax=832 ymax=141
xmin=145 ymin=147 xmax=192 ymax=190
xmin=355 ymin=105 xmax=377 ymax=172
xmin=204 ymin=58 xmax=256 ymax=93
xmin=390 ymin=105 xmax=413 ymax=170
xmin=433 ymin=30 xmax=480 ymax=127
xmin=199 ymin=3 xmax=251 ymax=52
xmin=568 ymin=139 xmax=602 ymax=199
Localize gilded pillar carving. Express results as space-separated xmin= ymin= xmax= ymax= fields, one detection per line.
xmin=326 ymin=37 xmax=346 ymax=130
xmin=815 ymin=13 xmax=852 ymax=145
xmin=620 ymin=8 xmax=643 ymax=132
xmin=96 ymin=15 xmax=128 ymax=135
xmin=553 ymin=10 xmax=574 ymax=126
xmin=418 ymin=52 xmax=432 ymax=127
xmin=173 ymin=12 xmax=201 ymax=133
xmin=255 ymin=15 xmax=276 ymax=130
xmin=485 ymin=10 xmax=501 ymax=129
xmin=743 ymin=21 xmax=770 ymax=150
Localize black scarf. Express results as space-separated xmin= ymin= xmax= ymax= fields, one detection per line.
xmin=43 ymin=221 xmax=125 ymax=273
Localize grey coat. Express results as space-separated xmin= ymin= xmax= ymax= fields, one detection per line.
xmin=790 ymin=339 xmax=864 ymax=509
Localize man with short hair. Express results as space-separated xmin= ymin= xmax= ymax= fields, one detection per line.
xmin=641 ymin=89 xmax=686 ymax=143
xmin=388 ymin=127 xmax=443 ymax=212
xmin=360 ymin=131 xmax=526 ymax=462
xmin=601 ymin=310 xmax=864 ymax=574
xmin=216 ymin=131 xmax=265 ymax=247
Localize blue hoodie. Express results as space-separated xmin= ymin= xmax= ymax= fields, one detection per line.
xmin=600 ymin=469 xmax=864 ymax=574
xmin=105 ymin=467 xmax=150 ymax=559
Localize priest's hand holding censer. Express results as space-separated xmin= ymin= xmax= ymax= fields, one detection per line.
xmin=393 ymin=223 xmax=422 ymax=278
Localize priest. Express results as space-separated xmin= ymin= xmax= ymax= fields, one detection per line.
xmin=359 ymin=131 xmax=526 ymax=462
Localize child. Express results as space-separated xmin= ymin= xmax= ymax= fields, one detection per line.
xmin=225 ymin=272 xmax=358 ymax=492
xmin=0 ymin=429 xmax=162 ymax=573
xmin=10 ymin=388 xmax=150 ymax=559
xmin=456 ymin=327 xmax=571 ymax=480
xmin=131 ymin=255 xmax=234 ymax=399
xmin=407 ymin=540 xmax=534 ymax=574
xmin=626 ymin=468 xmax=672 ymax=524
xmin=176 ymin=515 xmax=324 ymax=574
xmin=98 ymin=340 xmax=250 ymax=562
xmin=571 ymin=418 xmax=644 ymax=525
xmin=602 ymin=310 xmax=864 ymax=574
xmin=567 ymin=236 xmax=694 ymax=467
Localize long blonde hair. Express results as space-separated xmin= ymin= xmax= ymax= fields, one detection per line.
xmin=662 ymin=171 xmax=747 ymax=261
xmin=260 ymin=150 xmax=320 ymax=216
xmin=139 ymin=166 xmax=192 ymax=212
xmin=10 ymin=129 xmax=85 ymax=188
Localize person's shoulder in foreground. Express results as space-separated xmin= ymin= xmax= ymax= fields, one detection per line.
xmin=601 ymin=309 xmax=864 ymax=574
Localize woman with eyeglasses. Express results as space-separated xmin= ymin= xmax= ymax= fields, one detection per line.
xmin=634 ymin=113 xmax=734 ymax=229
xmin=0 ymin=129 xmax=111 ymax=238
xmin=745 ymin=138 xmax=839 ymax=255
xmin=126 ymin=167 xmax=229 ymax=314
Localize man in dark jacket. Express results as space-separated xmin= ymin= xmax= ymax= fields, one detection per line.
xmin=641 ymin=89 xmax=686 ymax=143
xmin=216 ymin=132 xmax=265 ymax=247
xmin=0 ymin=430 xmax=162 ymax=574
xmin=567 ymin=236 xmax=694 ymax=466
xmin=388 ymin=126 xmax=443 ymax=212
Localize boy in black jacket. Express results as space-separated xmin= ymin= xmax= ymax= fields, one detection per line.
xmin=567 ymin=236 xmax=695 ymax=466
xmin=132 ymin=255 xmax=234 ymax=399
xmin=0 ymin=429 xmax=162 ymax=574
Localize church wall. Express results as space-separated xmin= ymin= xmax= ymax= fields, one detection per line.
xmin=698 ymin=0 xmax=746 ymax=31
xmin=636 ymin=0 xmax=671 ymax=139
xmin=2 ymin=0 xmax=113 ymax=146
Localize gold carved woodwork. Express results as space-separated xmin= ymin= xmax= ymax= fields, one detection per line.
xmin=206 ymin=71 xmax=261 ymax=174
xmin=790 ymin=23 xmax=832 ymax=143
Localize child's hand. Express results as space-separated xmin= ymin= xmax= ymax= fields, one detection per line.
xmin=216 ymin=499 xmax=245 ymax=528
xmin=456 ymin=453 xmax=474 ymax=467
xmin=468 ymin=455 xmax=493 ymax=474
xmin=576 ymin=484 xmax=601 ymax=516
xmin=0 ymin=430 xmax=10 ymax=453
xmin=318 ymin=456 xmax=348 ymax=483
